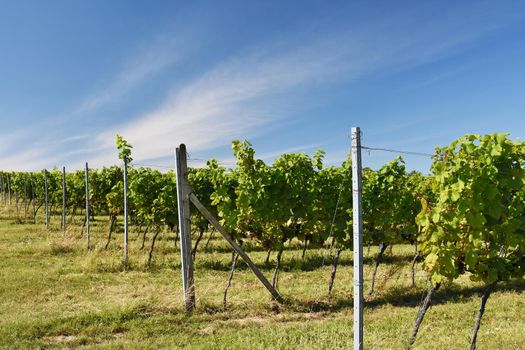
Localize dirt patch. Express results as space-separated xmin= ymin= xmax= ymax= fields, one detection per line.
xmin=198 ymin=326 xmax=215 ymax=335
xmin=45 ymin=335 xmax=77 ymax=342
xmin=232 ymin=316 xmax=267 ymax=325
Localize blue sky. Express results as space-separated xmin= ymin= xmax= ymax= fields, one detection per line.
xmin=1 ymin=1 xmax=524 ymax=172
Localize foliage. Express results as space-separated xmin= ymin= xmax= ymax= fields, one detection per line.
xmin=417 ymin=133 xmax=525 ymax=285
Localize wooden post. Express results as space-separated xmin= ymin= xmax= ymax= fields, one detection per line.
xmin=175 ymin=144 xmax=196 ymax=311
xmin=44 ymin=170 xmax=49 ymax=228
xmin=85 ymin=162 xmax=90 ymax=250
xmin=62 ymin=166 xmax=66 ymax=235
xmin=351 ymin=127 xmax=364 ymax=350
xmin=123 ymin=159 xmax=129 ymax=264
xmin=189 ymin=193 xmax=284 ymax=303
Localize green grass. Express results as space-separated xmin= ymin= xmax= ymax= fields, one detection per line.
xmin=0 ymin=207 xmax=523 ymax=349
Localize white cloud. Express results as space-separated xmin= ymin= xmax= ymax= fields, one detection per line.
xmin=0 ymin=149 xmax=55 ymax=171
xmin=74 ymin=36 xmax=187 ymax=115
xmin=2 ymin=4 xmax=521 ymax=170
xmin=89 ymin=19 xmax=495 ymax=164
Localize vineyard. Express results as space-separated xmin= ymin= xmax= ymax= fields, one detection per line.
xmin=0 ymin=132 xmax=524 ymax=349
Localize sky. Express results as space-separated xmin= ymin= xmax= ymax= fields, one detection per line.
xmin=1 ymin=1 xmax=525 ymax=172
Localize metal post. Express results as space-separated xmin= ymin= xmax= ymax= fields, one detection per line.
xmin=85 ymin=162 xmax=90 ymax=250
xmin=62 ymin=166 xmax=66 ymax=235
xmin=175 ymin=144 xmax=196 ymax=312
xmin=0 ymin=175 xmax=4 ymax=205
xmin=123 ymin=159 xmax=129 ymax=263
xmin=7 ymin=175 xmax=11 ymax=206
xmin=44 ymin=171 xmax=49 ymax=228
xmin=0 ymin=175 xmax=5 ymax=206
xmin=23 ymin=175 xmax=27 ymax=217
xmin=352 ymin=127 xmax=364 ymax=350
xmin=30 ymin=174 xmax=36 ymax=223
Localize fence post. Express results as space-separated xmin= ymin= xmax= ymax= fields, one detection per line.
xmin=175 ymin=144 xmax=196 ymax=312
xmin=0 ymin=175 xmax=5 ymax=206
xmin=85 ymin=162 xmax=90 ymax=250
xmin=24 ymin=174 xmax=27 ymax=217
xmin=0 ymin=175 xmax=4 ymax=205
xmin=62 ymin=166 xmax=66 ymax=235
xmin=352 ymin=127 xmax=364 ymax=350
xmin=45 ymin=170 xmax=49 ymax=228
xmin=123 ymin=159 xmax=129 ymax=264
xmin=7 ymin=174 xmax=11 ymax=206
xmin=30 ymin=174 xmax=36 ymax=224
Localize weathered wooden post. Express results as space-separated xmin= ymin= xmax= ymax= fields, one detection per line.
xmin=175 ymin=144 xmax=196 ymax=312
xmin=352 ymin=127 xmax=364 ymax=350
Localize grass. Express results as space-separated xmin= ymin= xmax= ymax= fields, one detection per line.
xmin=0 ymin=207 xmax=524 ymax=349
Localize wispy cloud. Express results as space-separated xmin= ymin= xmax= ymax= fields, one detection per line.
xmin=0 ymin=149 xmax=56 ymax=171
xmin=1 ymin=3 xmax=522 ymax=171
xmin=93 ymin=41 xmax=353 ymax=161
xmin=89 ymin=15 xmax=500 ymax=164
xmin=74 ymin=36 xmax=188 ymax=115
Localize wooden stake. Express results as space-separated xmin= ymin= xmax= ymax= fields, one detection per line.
xmin=175 ymin=144 xmax=196 ymax=312
xmin=190 ymin=193 xmax=284 ymax=303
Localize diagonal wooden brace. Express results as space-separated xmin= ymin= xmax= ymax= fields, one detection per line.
xmin=189 ymin=193 xmax=284 ymax=303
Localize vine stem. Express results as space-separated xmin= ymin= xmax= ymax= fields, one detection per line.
xmin=368 ymin=242 xmax=387 ymax=296
xmin=470 ymin=282 xmax=496 ymax=350
xmin=407 ymin=283 xmax=440 ymax=349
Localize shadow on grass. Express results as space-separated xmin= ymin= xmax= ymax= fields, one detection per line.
xmin=282 ymin=280 xmax=525 ymax=315
xmin=365 ymin=279 xmax=525 ymax=310
xmin=195 ymin=252 xmax=414 ymax=272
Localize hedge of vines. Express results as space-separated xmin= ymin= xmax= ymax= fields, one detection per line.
xmin=0 ymin=133 xmax=524 ymax=348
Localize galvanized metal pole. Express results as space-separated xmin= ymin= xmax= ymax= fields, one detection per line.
xmin=23 ymin=175 xmax=27 ymax=217
xmin=44 ymin=171 xmax=49 ymax=228
xmin=0 ymin=175 xmax=4 ymax=206
xmin=351 ymin=127 xmax=364 ymax=350
xmin=85 ymin=162 xmax=90 ymax=250
xmin=7 ymin=175 xmax=11 ymax=206
xmin=123 ymin=159 xmax=129 ymax=263
xmin=62 ymin=166 xmax=66 ymax=235
xmin=175 ymin=144 xmax=196 ymax=312
xmin=30 ymin=174 xmax=36 ymax=224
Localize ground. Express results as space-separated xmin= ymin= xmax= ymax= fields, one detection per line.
xmin=0 ymin=209 xmax=524 ymax=349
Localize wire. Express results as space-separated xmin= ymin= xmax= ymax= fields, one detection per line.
xmin=131 ymin=163 xmax=174 ymax=169
xmin=361 ymin=146 xmax=434 ymax=158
